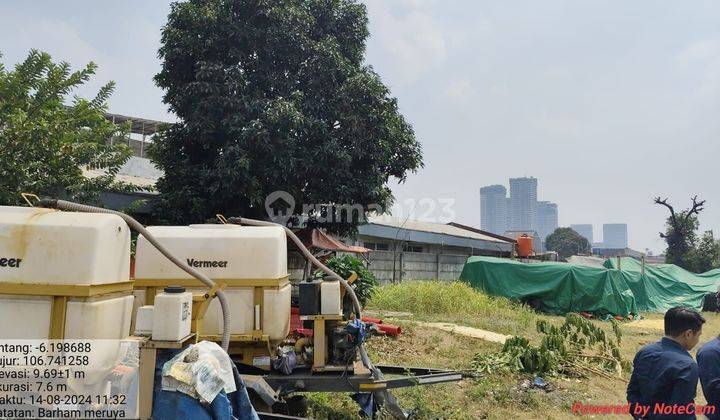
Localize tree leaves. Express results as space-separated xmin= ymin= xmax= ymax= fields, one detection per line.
xmin=150 ymin=0 xmax=423 ymax=233
xmin=0 ymin=50 xmax=133 ymax=205
xmin=656 ymin=197 xmax=720 ymax=272
xmin=472 ymin=314 xmax=628 ymax=379
xmin=545 ymin=227 xmax=591 ymax=260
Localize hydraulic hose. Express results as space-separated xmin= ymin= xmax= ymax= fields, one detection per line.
xmin=38 ymin=199 xmax=232 ymax=352
xmin=225 ymin=217 xmax=369 ymax=358
xmin=226 ymin=217 xmax=407 ymax=418
xmin=225 ymin=217 xmax=408 ymax=417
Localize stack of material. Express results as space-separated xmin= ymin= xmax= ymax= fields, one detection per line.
xmin=604 ymin=257 xmax=720 ymax=312
xmin=460 ymin=255 xmax=720 ymax=316
xmin=459 ymin=256 xmax=638 ymax=317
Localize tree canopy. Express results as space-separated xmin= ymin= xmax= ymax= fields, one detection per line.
xmin=150 ymin=0 xmax=423 ymax=234
xmin=655 ymin=196 xmax=720 ymax=272
xmin=545 ymin=227 xmax=591 ymax=260
xmin=0 ymin=50 xmax=132 ymax=205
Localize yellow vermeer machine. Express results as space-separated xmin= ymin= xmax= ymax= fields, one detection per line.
xmin=132 ymin=223 xmax=292 ymax=369
xmin=1 ymin=198 xmax=467 ymax=418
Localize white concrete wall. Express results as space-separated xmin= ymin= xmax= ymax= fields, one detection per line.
xmin=287 ymin=250 xmax=469 ymax=284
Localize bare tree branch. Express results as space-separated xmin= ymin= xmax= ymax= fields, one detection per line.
xmin=654 ymin=197 xmax=678 ymax=228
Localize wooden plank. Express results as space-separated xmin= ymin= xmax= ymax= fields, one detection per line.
xmin=145 ymin=287 xmax=157 ymax=306
xmin=138 ymin=346 xmax=157 ymax=419
xmin=299 ymin=314 xmax=343 ymax=321
xmin=48 ymin=296 xmax=67 ymax=339
xmin=313 ymin=318 xmax=326 ymax=370
xmin=140 ymin=333 xmax=196 ymax=349
xmin=0 ymin=281 xmax=133 ymax=297
xmin=133 ymin=277 xmax=289 ymax=288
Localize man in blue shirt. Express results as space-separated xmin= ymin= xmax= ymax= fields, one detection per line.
xmin=698 ymin=333 xmax=720 ymax=419
xmin=627 ymin=306 xmax=705 ymax=419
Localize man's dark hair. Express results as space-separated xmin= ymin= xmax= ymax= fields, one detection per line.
xmin=664 ymin=306 xmax=705 ymax=336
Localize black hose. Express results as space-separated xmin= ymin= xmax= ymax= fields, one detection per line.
xmin=38 ymin=199 xmax=232 ymax=351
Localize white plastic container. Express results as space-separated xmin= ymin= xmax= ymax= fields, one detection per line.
xmin=134 ymin=305 xmax=154 ymax=336
xmin=0 ymin=206 xmax=130 ymax=285
xmin=152 ymin=286 xmax=192 ymax=341
xmin=0 ymin=295 xmax=52 ymax=338
xmin=193 ymin=284 xmax=291 ymax=341
xmin=0 ymin=294 xmax=134 ymax=339
xmin=0 ymin=206 xmax=133 ymax=340
xmin=263 ymin=284 xmax=291 ymax=339
xmin=134 ymin=224 xmax=287 ymax=280
xmin=65 ymin=295 xmax=134 ymax=340
xmin=320 ymin=281 xmax=342 ymax=315
xmin=197 ymin=287 xmax=255 ymax=336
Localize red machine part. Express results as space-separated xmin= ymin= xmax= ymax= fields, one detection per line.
xmin=361 ymin=316 xmax=383 ymax=324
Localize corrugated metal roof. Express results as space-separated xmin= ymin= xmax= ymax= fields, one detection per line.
xmin=365 ymin=215 xmax=511 ymax=244
xmin=83 ymin=168 xmax=158 ymax=192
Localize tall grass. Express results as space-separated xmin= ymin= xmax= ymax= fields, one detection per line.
xmin=367 ymin=280 xmax=535 ymax=334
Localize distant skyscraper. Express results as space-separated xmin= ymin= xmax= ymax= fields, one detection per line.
xmin=509 ymin=177 xmax=538 ymax=231
xmin=505 ymin=197 xmax=512 ymax=233
xmin=480 ymin=185 xmax=507 ymax=235
xmin=570 ymin=224 xmax=594 ymax=244
xmin=603 ymin=223 xmax=628 ymax=248
xmin=537 ymin=201 xmax=558 ymax=241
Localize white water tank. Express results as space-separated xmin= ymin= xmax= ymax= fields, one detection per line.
xmin=135 ymin=224 xmax=287 ymax=280
xmin=134 ymin=224 xmax=291 ymax=341
xmin=0 ymin=206 xmax=130 ymax=284
xmin=0 ymin=206 xmax=133 ymax=339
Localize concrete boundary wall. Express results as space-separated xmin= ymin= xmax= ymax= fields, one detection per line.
xmin=288 ymin=251 xmax=469 ymax=284
xmin=367 ymin=251 xmax=468 ymax=284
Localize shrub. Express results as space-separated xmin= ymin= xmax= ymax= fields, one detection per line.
xmin=367 ymin=280 xmax=535 ymax=334
xmin=314 ymin=254 xmax=378 ymax=308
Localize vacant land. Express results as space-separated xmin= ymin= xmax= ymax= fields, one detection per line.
xmin=306 ymin=281 xmax=720 ymax=419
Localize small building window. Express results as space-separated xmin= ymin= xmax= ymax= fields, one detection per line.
xmin=403 ymin=245 xmax=423 ymax=253
xmin=364 ymin=242 xmax=389 ymax=251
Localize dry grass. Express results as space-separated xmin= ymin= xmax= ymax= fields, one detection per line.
xmin=307 ymin=281 xmax=720 ymax=419
xmin=366 ymin=280 xmax=536 ymax=335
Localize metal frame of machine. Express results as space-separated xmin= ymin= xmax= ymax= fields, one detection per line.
xmin=0 ymin=281 xmax=134 ymax=338
xmin=10 ymin=199 xmax=469 ymax=418
xmin=133 ymin=275 xmax=291 ymax=368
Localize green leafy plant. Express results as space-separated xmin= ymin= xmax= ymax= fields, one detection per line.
xmin=314 ymin=254 xmax=378 ymax=308
xmin=150 ymin=0 xmax=423 ymax=233
xmin=0 ymin=50 xmax=135 ymax=205
xmin=472 ymin=314 xmax=629 ymax=379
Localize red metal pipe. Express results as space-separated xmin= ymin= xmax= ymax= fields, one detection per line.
xmin=361 ymin=316 xmax=383 ymax=325
xmin=377 ymin=323 xmax=402 ymax=337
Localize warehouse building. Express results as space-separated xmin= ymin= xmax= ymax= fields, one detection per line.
xmin=349 ymin=216 xmax=515 ymax=284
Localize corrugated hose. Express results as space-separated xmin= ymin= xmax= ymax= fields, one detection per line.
xmin=37 ymin=199 xmax=232 ymax=352
xmin=226 ymin=217 xmax=407 ymax=419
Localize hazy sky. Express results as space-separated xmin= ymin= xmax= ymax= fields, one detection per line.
xmin=2 ymin=1 xmax=719 ymax=253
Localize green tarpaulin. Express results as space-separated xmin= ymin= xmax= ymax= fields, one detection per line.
xmin=459 ymin=256 xmax=720 ymax=316
xmin=604 ymin=257 xmax=720 ymax=312
xmin=459 ymin=256 xmax=638 ymax=317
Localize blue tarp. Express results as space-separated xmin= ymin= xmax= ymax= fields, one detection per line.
xmin=152 ymin=348 xmax=259 ymax=420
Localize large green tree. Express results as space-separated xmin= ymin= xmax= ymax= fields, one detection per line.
xmin=545 ymin=227 xmax=591 ymax=260
xmin=692 ymin=230 xmax=720 ymax=273
xmin=150 ymin=0 xmax=423 ymax=234
xmin=655 ymin=196 xmax=705 ymax=271
xmin=655 ymin=196 xmax=720 ymax=272
xmin=0 ymin=50 xmax=133 ymax=205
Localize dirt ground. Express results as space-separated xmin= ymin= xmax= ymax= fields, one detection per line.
xmin=306 ymin=311 xmax=720 ymax=419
